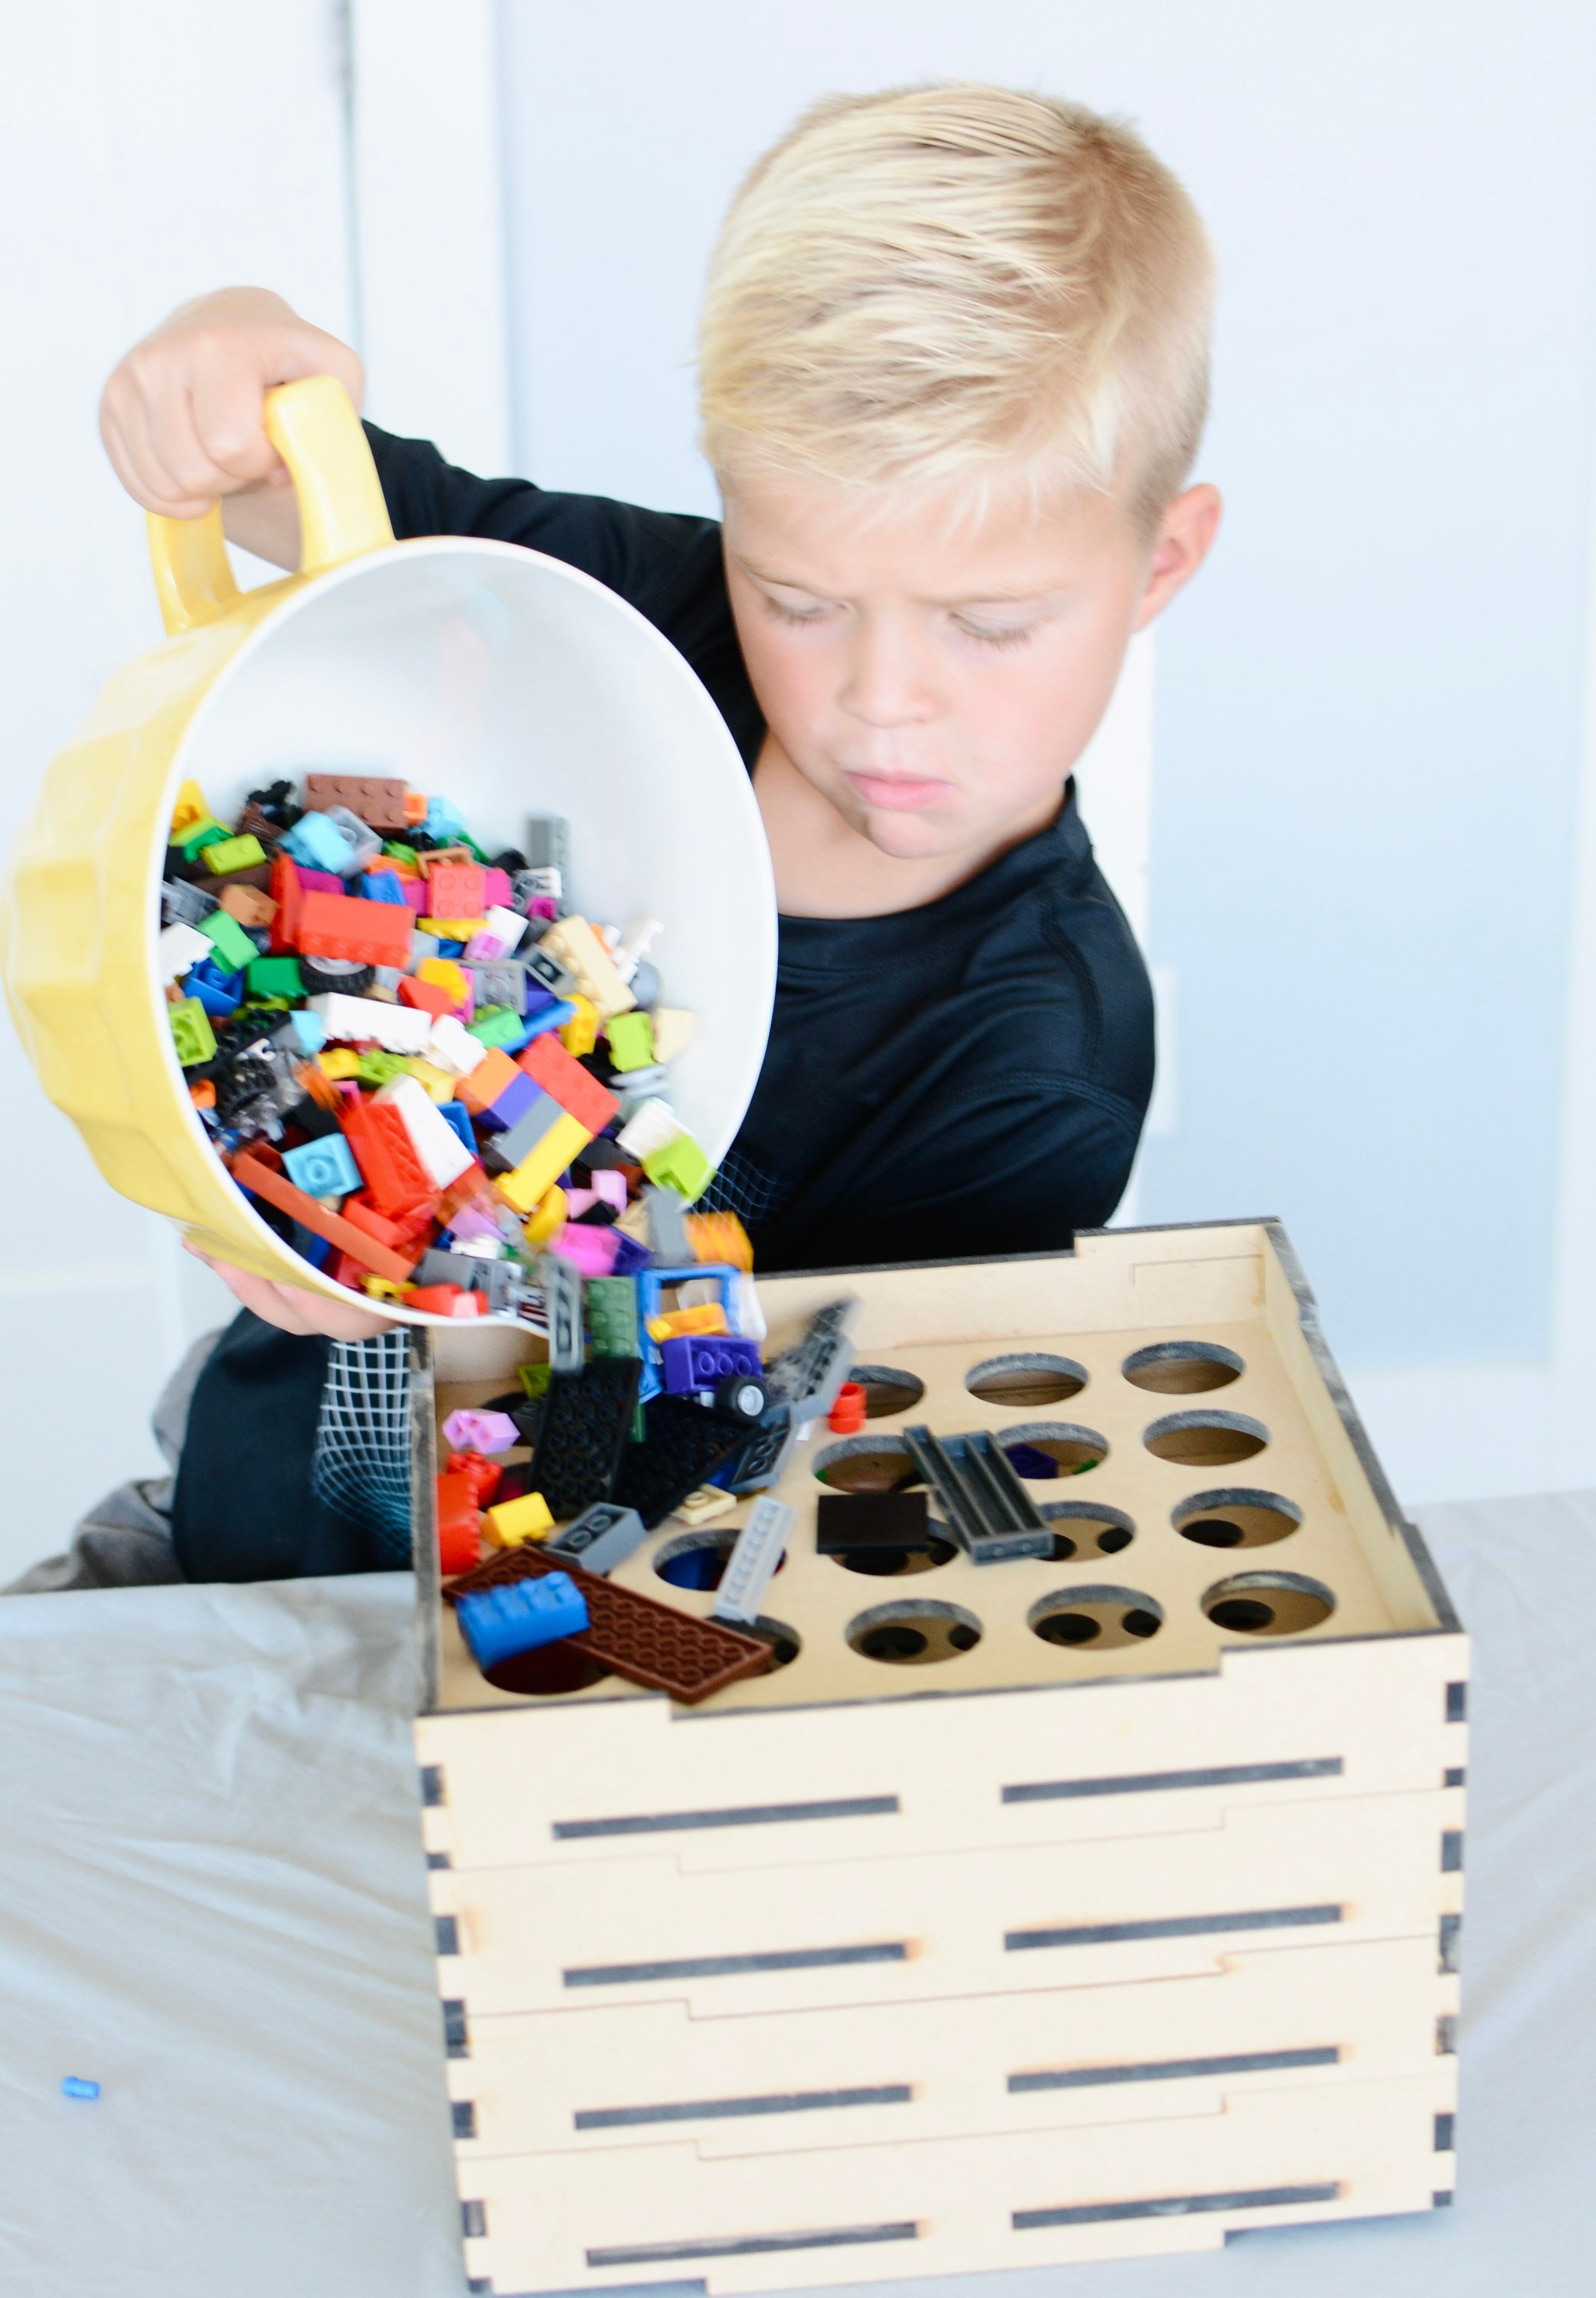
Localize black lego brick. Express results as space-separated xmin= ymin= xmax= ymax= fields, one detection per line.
xmin=531 ymin=1357 xmax=643 ymax=1521
xmin=816 ymin=1489 xmax=932 ymax=1556
xmin=612 ymin=1396 xmax=756 ymax=1529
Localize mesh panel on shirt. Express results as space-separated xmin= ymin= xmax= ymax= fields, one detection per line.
xmin=698 ymin=1148 xmax=790 ymax=1228
xmin=311 ymin=1329 xmax=413 ymax=1564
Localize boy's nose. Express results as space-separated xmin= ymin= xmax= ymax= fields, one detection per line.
xmin=839 ymin=624 xmax=937 ymax=727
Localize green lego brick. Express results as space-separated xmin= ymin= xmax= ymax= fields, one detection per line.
xmin=517 ymin=1361 xmax=553 ymax=1400
xmin=468 ymin=1005 xmax=523 ymax=1051
xmin=586 ymin=1275 xmax=640 ymax=1358
xmin=643 ymin=1131 xmax=712 ymax=1203
xmin=247 ymin=954 xmax=303 ymax=1000
xmin=178 ymin=820 xmax=228 ymax=860
xmin=169 ymin=997 xmax=216 ymax=1068
xmin=356 ymin=1049 xmax=411 ymax=1088
xmin=607 ymin=1011 xmax=656 ymax=1072
xmin=200 ymin=908 xmax=257 ymax=975
xmin=381 ymin=842 xmax=418 ymax=869
xmin=202 ymin=833 xmax=269 ymax=876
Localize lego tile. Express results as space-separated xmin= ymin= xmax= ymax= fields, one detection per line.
xmin=525 ymin=1357 xmax=643 ymax=1522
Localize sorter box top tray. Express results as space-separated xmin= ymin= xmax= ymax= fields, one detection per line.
xmin=414 ymin=1219 xmax=1460 ymax=1719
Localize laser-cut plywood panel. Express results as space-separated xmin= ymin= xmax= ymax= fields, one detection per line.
xmin=414 ymin=1223 xmax=1466 ymax=2293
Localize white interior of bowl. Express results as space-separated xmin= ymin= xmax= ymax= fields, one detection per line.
xmin=155 ymin=537 xmax=777 ymax=1319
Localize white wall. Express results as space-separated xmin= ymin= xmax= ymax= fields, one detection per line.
xmin=491 ymin=0 xmax=1596 ymax=1502
xmin=0 ymin=1 xmax=354 ymax=1579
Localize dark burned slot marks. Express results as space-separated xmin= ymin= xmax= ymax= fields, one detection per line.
xmin=442 ymin=1999 xmax=469 ymax=2058
xmin=1439 ymin=1913 xmax=1462 ymax=1973
xmin=1014 ymin=2183 xmax=1341 ymax=2231
xmin=576 ymin=2084 xmax=912 ymax=2130
xmin=587 ymin=2224 xmax=919 ymax=2267
xmin=1006 ymin=1904 xmax=1343 ymax=1952
xmin=553 ymin=1794 xmax=899 ymax=1840
xmin=1009 ymin=2045 xmax=1341 ymax=2093
xmin=564 ymin=1942 xmax=908 ymax=1988
xmin=1002 ymin=1758 xmax=1342 ymax=1804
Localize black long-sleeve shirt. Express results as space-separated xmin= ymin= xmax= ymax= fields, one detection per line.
xmin=169 ymin=429 xmax=1154 ymax=1580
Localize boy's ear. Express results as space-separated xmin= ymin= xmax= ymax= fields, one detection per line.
xmin=1133 ymin=483 xmax=1222 ymax=631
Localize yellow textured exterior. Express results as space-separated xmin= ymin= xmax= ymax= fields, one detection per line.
xmin=0 ymin=379 xmax=396 ymax=1299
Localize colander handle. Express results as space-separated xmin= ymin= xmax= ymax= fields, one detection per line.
xmin=146 ymin=376 xmax=396 ymax=636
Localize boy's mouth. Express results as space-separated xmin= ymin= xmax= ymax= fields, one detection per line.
xmin=842 ymin=768 xmax=953 ymax=813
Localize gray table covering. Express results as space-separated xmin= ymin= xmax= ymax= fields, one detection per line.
xmin=1 ymin=1494 xmax=1591 ymax=2298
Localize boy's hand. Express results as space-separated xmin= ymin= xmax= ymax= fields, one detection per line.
xmin=184 ymin=1239 xmax=396 ymax=1342
xmin=100 ymin=287 xmax=364 ymax=567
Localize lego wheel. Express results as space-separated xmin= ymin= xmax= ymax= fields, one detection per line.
xmin=715 ymin=1373 xmax=769 ymax=1421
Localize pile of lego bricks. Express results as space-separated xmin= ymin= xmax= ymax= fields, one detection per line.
xmin=157 ymin=772 xmax=709 ymax=1315
xmin=436 ymin=1298 xmax=865 ymax=1701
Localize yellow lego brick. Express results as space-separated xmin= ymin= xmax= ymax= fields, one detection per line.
xmin=417 ymin=957 xmax=469 ymax=1006
xmin=494 ymin=1112 xmax=592 ymax=1216
xmin=361 ymin=1277 xmax=415 ymax=1302
xmin=558 ymin=992 xmax=600 ymax=1057
xmin=169 ymin=778 xmax=209 ymax=837
xmin=538 ymin=916 xmax=636 ymax=1022
xmin=317 ymin=1047 xmax=361 ymax=1080
xmin=483 ymin=1490 xmax=554 ymax=1548
xmin=645 ymin=1302 xmax=731 ymax=1343
xmin=417 ymin=917 xmax=489 ymax=940
xmin=522 ymin=1185 xmax=567 ymax=1249
xmin=405 ymin=1058 xmax=456 ymax=1102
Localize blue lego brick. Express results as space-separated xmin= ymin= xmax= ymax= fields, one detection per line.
xmin=187 ymin=958 xmax=244 ymax=1018
xmin=456 ymin=1573 xmax=589 ymax=1671
xmin=518 ymin=998 xmax=577 ymax=1043
xmin=478 ymin=1069 xmax=538 ymax=1135
xmin=437 ymin=1101 xmax=476 ymax=1155
xmin=661 ymin=1334 xmax=764 ymax=1396
xmin=280 ymin=810 xmax=355 ymax=873
xmin=359 ymin=868 xmax=408 ymax=905
xmin=283 ymin=1134 xmax=363 ymax=1199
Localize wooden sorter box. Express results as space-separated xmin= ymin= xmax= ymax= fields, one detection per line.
xmin=412 ymin=1219 xmax=1467 ymax=2296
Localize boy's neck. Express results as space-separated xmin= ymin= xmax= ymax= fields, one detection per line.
xmin=754 ymin=733 xmax=1065 ymax=920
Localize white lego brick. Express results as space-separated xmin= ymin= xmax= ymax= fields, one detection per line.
xmin=429 ymin=1014 xmax=489 ymax=1076
xmin=158 ymin=921 xmax=212 ymax=984
xmin=307 ymin=993 xmax=433 ymax=1054
xmin=374 ymin=1072 xmax=477 ymax=1188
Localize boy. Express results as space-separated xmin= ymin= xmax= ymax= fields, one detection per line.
xmin=74 ymin=83 xmax=1218 ymax=1584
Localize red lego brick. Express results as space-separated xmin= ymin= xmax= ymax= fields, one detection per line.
xmin=269 ymin=853 xmax=303 ymax=954
xmin=406 ymin=1284 xmax=485 ymax=1318
xmin=435 ymin=1162 xmax=491 ymax=1225
xmin=518 ymin=1031 xmax=620 ymax=1135
xmin=230 ymin=1147 xmax=416 ymax=1282
xmin=398 ymin=974 xmax=456 ymax=1017
xmin=303 ymin=774 xmax=410 ymax=831
xmin=446 ymin=1450 xmax=503 ymax=1507
xmin=340 ymin=1098 xmax=437 ymax=1217
xmin=437 ymin=1472 xmax=484 ymax=1573
xmin=421 ymin=863 xmax=486 ymax=918
xmin=443 ymin=1546 xmax=772 ymax=1704
xmin=295 ymin=890 xmax=414 ymax=968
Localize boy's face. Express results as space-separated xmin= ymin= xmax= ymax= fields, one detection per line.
xmin=722 ymin=465 xmax=1219 ymax=863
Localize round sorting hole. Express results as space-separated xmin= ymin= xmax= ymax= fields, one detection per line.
xmin=1028 ymin=1586 xmax=1164 ymax=1651
xmin=480 ymin=1642 xmax=613 ymax=1697
xmin=1172 ymin=1488 xmax=1303 ymax=1550
xmin=814 ymin=1435 xmax=919 ymax=1493
xmin=847 ymin=1600 xmax=983 ymax=1666
xmin=850 ymin=1364 xmax=927 ymax=1419
xmin=746 ymin=1616 xmax=802 ymax=1669
xmin=830 ymin=1534 xmax=959 ymax=1578
xmin=1121 ymin=1340 xmax=1244 ymax=1396
xmin=654 ymin=1530 xmax=787 ymax=1593
xmin=965 ymin=1352 xmax=1088 ymax=1407
xmin=1202 ymin=1571 xmax=1336 ymax=1638
xmin=1143 ymin=1409 xmax=1269 ymax=1467
xmin=1038 ymin=1501 xmax=1136 ymax=1562
xmin=999 ymin=1421 xmax=1108 ymax=1478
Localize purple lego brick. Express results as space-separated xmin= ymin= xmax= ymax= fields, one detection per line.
xmin=660 ymin=1334 xmax=765 ymax=1397
xmin=441 ymin=1408 xmax=522 ymax=1455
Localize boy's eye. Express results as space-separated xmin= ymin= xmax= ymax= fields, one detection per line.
xmin=762 ymin=594 xmax=836 ymax=627
xmin=955 ymin=616 xmax=1037 ymax=650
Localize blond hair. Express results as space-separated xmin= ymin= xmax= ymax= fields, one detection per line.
xmin=698 ymin=83 xmax=1214 ymax=532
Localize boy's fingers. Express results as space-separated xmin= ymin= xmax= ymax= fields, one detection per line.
xmin=183 ymin=1241 xmax=395 ymax=1341
xmin=141 ymin=377 xmax=252 ymax=509
xmin=187 ymin=362 xmax=286 ymax=490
